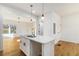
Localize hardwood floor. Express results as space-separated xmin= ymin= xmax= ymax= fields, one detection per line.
xmin=0 ymin=37 xmax=26 ymax=56
xmin=54 ymin=41 xmax=79 ymax=56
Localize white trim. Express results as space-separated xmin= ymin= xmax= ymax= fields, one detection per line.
xmin=54 ymin=39 xmax=61 ymax=44
xmin=61 ymin=39 xmax=79 ymax=43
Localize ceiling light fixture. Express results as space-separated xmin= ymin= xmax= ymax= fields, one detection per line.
xmin=41 ymin=3 xmax=45 ymax=20
xmin=41 ymin=14 xmax=44 ymax=19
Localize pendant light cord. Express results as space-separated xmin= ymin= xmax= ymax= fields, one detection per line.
xmin=42 ymin=3 xmax=44 ymax=16
xmin=30 ymin=5 xmax=33 ymax=21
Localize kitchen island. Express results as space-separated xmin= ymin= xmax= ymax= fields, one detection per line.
xmin=20 ymin=35 xmax=55 ymax=56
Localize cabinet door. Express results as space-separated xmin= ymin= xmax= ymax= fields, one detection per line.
xmin=20 ymin=37 xmax=30 ymax=56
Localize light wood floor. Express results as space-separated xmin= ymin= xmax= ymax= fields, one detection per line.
xmin=54 ymin=41 xmax=79 ymax=56
xmin=0 ymin=37 xmax=26 ymax=56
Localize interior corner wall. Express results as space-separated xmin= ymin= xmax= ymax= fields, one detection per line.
xmin=61 ymin=14 xmax=79 ymax=43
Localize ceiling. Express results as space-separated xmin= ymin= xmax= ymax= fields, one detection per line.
xmin=1 ymin=3 xmax=79 ymax=17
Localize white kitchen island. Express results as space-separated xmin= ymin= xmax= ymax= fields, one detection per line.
xmin=20 ymin=35 xmax=55 ymax=56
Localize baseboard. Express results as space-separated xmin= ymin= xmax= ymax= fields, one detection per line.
xmin=61 ymin=39 xmax=79 ymax=44
xmin=54 ymin=39 xmax=61 ymax=44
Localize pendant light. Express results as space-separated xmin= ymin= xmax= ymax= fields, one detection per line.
xmin=18 ymin=16 xmax=20 ymax=23
xmin=30 ymin=5 xmax=33 ymax=21
xmin=41 ymin=3 xmax=45 ymax=19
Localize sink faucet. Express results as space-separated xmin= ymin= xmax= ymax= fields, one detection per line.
xmin=32 ymin=32 xmax=36 ymax=37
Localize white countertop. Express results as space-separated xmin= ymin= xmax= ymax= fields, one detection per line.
xmin=20 ymin=35 xmax=55 ymax=44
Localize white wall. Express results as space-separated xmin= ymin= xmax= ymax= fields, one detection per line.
xmin=0 ymin=16 xmax=3 ymax=51
xmin=16 ymin=22 xmax=33 ymax=35
xmin=0 ymin=5 xmax=3 ymax=51
xmin=62 ymin=14 xmax=79 ymax=43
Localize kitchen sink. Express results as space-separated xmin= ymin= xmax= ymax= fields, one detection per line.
xmin=27 ymin=35 xmax=36 ymax=38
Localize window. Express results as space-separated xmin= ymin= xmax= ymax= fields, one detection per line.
xmin=3 ymin=25 xmax=9 ymax=34
xmin=3 ymin=24 xmax=16 ymax=34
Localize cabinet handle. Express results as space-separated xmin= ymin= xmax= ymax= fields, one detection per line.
xmin=23 ymin=43 xmax=26 ymax=46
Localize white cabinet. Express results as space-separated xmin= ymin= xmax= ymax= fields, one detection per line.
xmin=20 ymin=36 xmax=30 ymax=56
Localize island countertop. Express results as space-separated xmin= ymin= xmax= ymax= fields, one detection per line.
xmin=20 ymin=35 xmax=55 ymax=44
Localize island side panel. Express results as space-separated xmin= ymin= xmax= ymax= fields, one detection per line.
xmin=42 ymin=40 xmax=54 ymax=56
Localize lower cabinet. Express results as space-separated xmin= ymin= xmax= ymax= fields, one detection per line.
xmin=20 ymin=37 xmax=30 ymax=56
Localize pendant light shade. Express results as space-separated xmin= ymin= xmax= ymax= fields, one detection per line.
xmin=41 ymin=14 xmax=44 ymax=19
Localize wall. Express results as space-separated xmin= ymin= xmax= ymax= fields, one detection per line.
xmin=0 ymin=16 xmax=3 ymax=51
xmin=62 ymin=13 xmax=79 ymax=43
xmin=0 ymin=5 xmax=3 ymax=51
xmin=16 ymin=22 xmax=33 ymax=35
